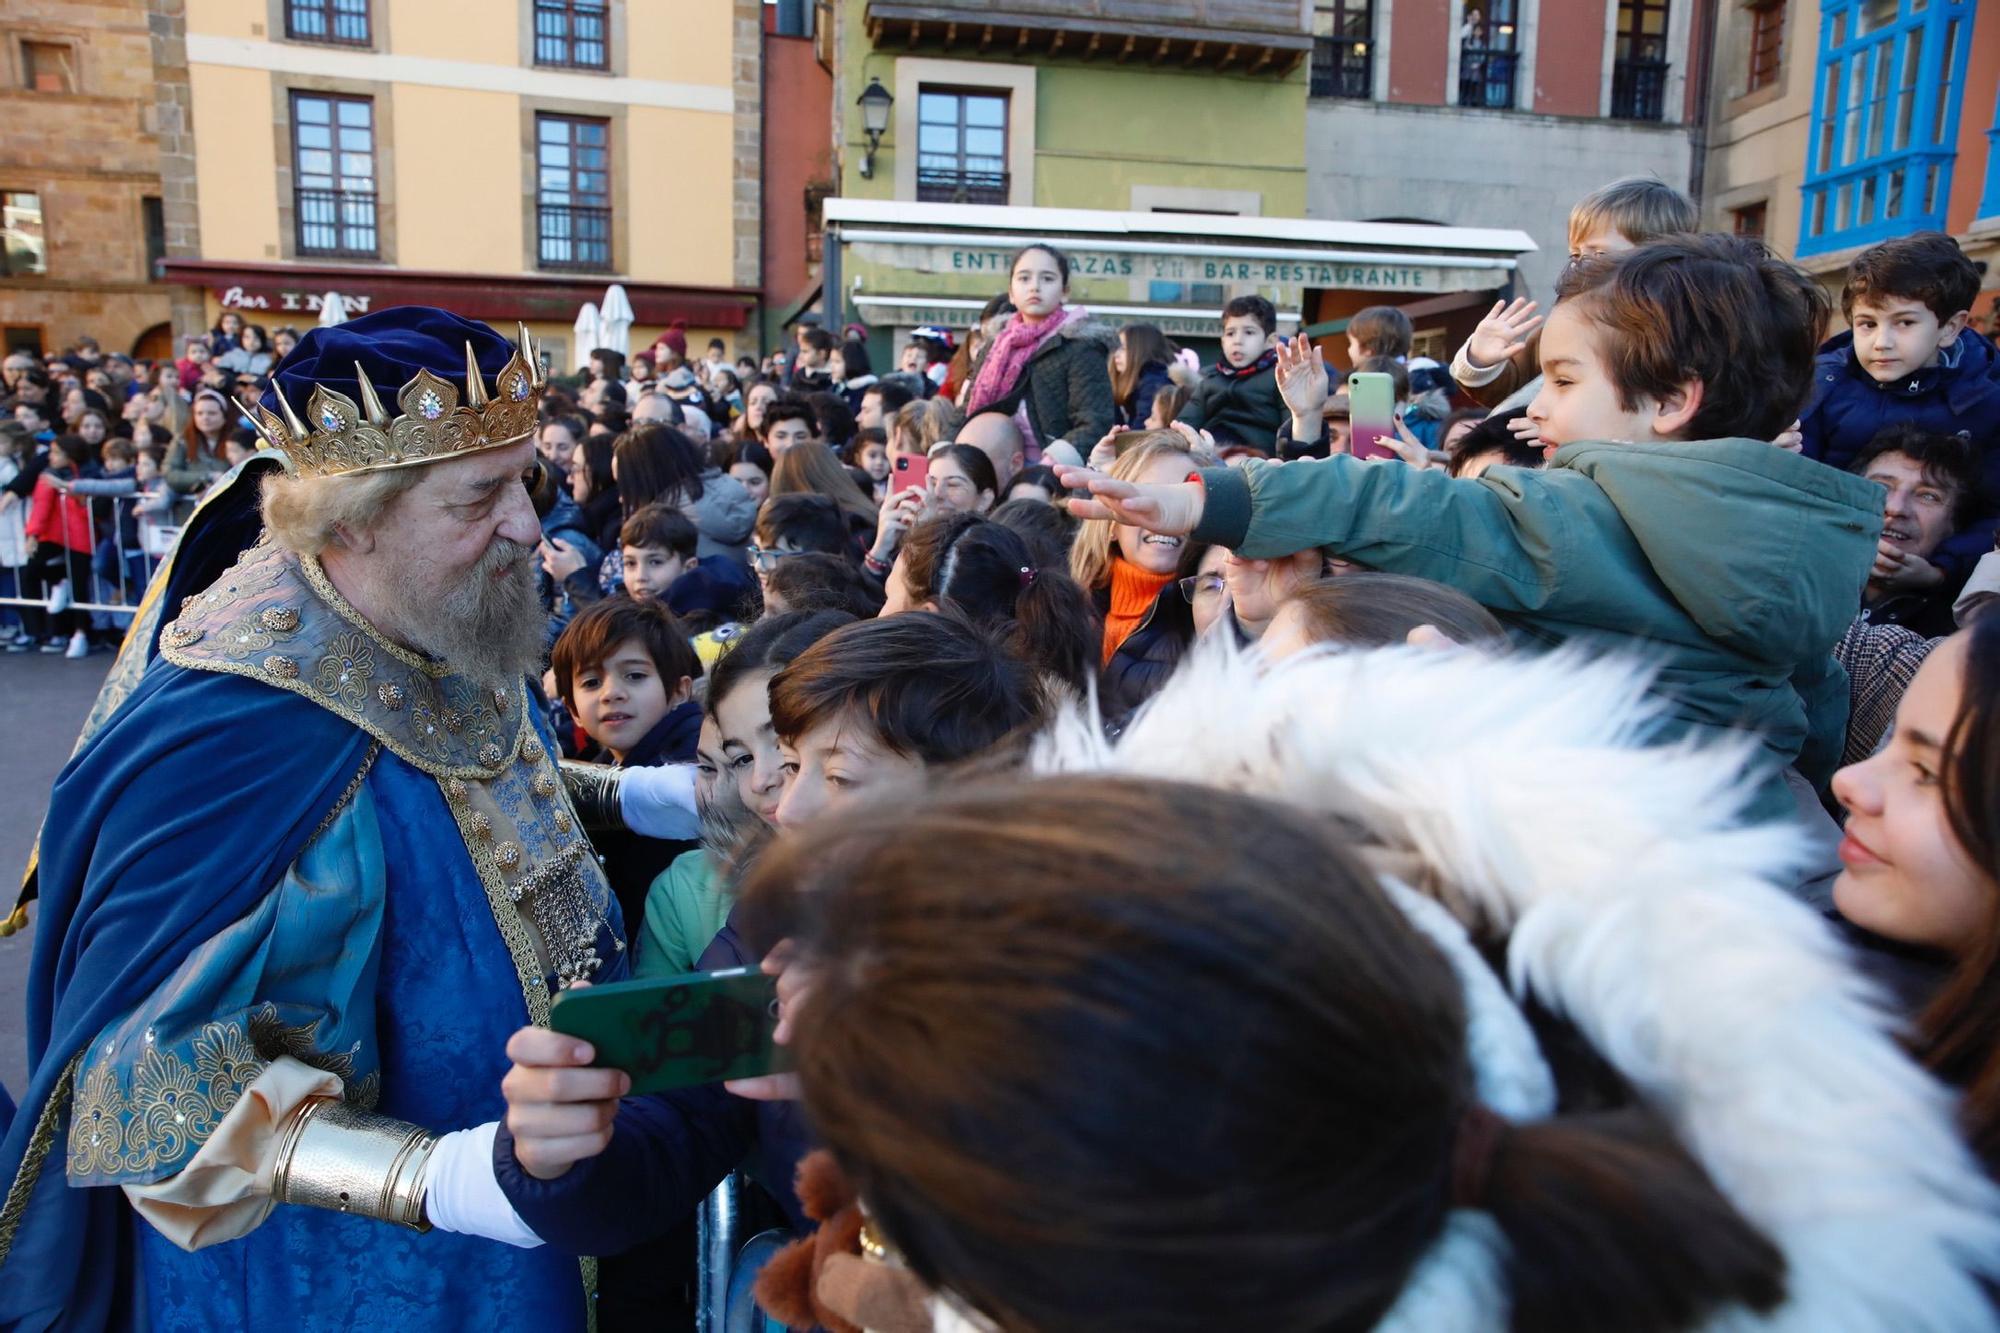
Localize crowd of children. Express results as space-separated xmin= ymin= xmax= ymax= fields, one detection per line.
xmin=10 ymin=173 xmax=2000 ymax=1330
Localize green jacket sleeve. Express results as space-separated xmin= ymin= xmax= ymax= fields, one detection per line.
xmin=1191 ymin=457 xmax=1627 ymax=617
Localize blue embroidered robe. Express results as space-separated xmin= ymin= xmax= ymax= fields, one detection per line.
xmin=0 ymin=523 xmax=625 ymax=1332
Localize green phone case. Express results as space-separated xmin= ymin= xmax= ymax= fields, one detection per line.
xmin=547 ymin=967 xmax=792 ymax=1094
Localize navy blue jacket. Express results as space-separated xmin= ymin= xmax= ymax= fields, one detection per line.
xmin=494 ymin=914 xmax=814 ymax=1254
xmin=1799 ymin=329 xmax=2000 ymax=580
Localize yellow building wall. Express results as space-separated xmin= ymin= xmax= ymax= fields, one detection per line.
xmin=623 ymin=106 xmax=734 ymax=285
xmin=391 ymin=86 xmax=524 ymax=273
xmin=189 ymin=64 xmax=281 ymax=262
xmin=387 ymin=0 xmax=518 ymax=66
xmin=626 ymin=1 xmax=732 ymax=85
xmin=186 ymin=0 xmax=265 ymax=39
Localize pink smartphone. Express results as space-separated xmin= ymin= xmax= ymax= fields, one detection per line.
xmin=891 ymin=452 xmax=929 ymax=495
xmin=1346 ymin=371 xmax=1398 ymax=461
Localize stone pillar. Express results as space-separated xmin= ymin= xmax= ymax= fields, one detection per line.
xmin=732 ymin=0 xmax=763 ymax=301
xmin=149 ymin=0 xmax=205 ymax=342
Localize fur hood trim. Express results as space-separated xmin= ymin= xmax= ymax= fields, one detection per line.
xmin=1026 ymin=639 xmax=2000 ymax=1331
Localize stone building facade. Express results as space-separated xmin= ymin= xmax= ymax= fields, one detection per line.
xmin=0 ymin=0 xmax=173 ymax=358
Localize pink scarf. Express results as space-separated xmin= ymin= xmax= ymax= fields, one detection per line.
xmin=966 ymin=305 xmax=1087 ymax=417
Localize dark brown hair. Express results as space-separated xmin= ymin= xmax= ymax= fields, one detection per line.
xmin=759 ymin=398 xmax=818 ymax=443
xmin=613 ymin=424 xmax=705 ymax=518
xmin=1851 ymin=422 xmax=1982 ymax=527
xmin=766 ymin=611 xmax=1043 ymax=763
xmin=898 ymin=511 xmax=1098 ymax=695
xmin=1922 ymin=614 xmax=2000 ymax=1164
xmin=1841 ymin=232 xmax=1982 ymax=323
xmin=762 ymin=551 xmax=886 ymax=619
xmin=550 ymin=595 xmax=700 ymax=707
xmin=620 ymin=502 xmax=699 ymax=560
xmin=1223 ymin=294 xmax=1277 ymax=336
xmin=754 ymin=493 xmax=850 ymax=557
xmin=1348 ymin=305 xmax=1414 ymax=359
xmin=930 ymin=443 xmax=999 ymax=508
xmin=740 ymin=778 xmax=1785 ymax=1333
xmin=1555 ymin=234 xmax=1830 ymax=445
xmin=1447 ymin=409 xmax=1546 ymax=477
xmin=1281 ymin=573 xmax=1507 ymax=649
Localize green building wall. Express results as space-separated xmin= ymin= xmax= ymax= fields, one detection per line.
xmin=838 ymin=6 xmax=1307 ymax=216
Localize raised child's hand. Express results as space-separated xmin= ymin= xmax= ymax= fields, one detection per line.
xmin=1087 ymin=425 xmax=1126 ymax=470
xmin=1274 ymin=335 xmax=1330 ymax=423
xmin=1465 ymin=299 xmax=1543 ymax=370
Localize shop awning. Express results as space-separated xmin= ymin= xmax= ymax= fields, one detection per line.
xmin=161 ymin=260 xmax=758 ymax=329
xmin=825 ymin=199 xmax=1536 ymax=331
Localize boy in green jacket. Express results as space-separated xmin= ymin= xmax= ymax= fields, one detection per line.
xmin=1061 ymin=235 xmax=1884 ymax=825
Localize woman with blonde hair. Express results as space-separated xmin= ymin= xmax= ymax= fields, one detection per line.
xmin=1069 ymin=430 xmax=1213 ymax=722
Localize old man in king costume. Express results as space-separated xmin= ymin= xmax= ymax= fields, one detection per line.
xmin=0 ymin=309 xmax=651 ymax=1330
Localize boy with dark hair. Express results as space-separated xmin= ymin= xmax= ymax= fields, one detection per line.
xmin=807 ymin=390 xmax=857 ymax=450
xmin=752 ymin=494 xmax=854 ymax=605
xmin=1848 ymin=423 xmax=1982 ymax=638
xmin=858 ymin=378 xmax=914 ymax=432
xmin=1067 ymin=234 xmax=1883 ymax=828
xmin=618 ymin=502 xmax=756 ymax=631
xmin=1177 ymin=294 xmax=1286 ymax=451
xmin=550 ymin=594 xmax=704 ymax=928
xmin=1798 ymin=233 xmax=1999 ymax=588
xmin=758 ymin=397 xmax=818 ymax=454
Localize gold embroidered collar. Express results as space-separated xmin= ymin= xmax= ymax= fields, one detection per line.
xmin=159 ymin=538 xmax=533 ymax=779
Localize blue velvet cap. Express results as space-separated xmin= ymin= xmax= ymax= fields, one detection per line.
xmin=260 ymin=306 xmax=522 ymax=422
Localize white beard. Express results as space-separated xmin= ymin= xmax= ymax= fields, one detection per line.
xmin=379 ymin=536 xmax=544 ymax=686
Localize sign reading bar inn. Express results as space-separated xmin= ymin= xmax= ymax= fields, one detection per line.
xmin=844 ymin=238 xmax=1517 ymax=307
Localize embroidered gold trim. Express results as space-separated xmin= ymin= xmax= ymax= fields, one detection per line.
xmin=0 ymin=1051 xmax=81 ymax=1269
xmin=159 ymin=543 xmax=531 ymax=781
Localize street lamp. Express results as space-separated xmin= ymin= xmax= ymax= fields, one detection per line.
xmin=857 ymin=77 xmax=893 ymax=180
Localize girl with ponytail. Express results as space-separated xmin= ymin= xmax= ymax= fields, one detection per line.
xmin=733 ymin=640 xmax=2000 ymax=1332
xmin=887 ymin=510 xmax=1099 ymax=698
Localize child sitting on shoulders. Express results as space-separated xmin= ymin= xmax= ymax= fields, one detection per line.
xmin=1176 ymin=296 xmax=1286 ymax=452
xmin=1798 ymin=232 xmax=2000 ymax=593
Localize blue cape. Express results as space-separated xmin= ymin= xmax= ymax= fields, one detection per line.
xmin=0 ymin=461 xmax=373 ymax=1331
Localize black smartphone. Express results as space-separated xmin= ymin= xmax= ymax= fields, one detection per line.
xmin=548 ymin=967 xmax=791 ymax=1093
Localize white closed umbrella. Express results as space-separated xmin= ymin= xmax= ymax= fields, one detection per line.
xmin=598 ymin=284 xmax=634 ymax=361
xmin=316 ymin=291 xmax=348 ymax=328
xmin=572 ymin=301 xmax=602 ymax=369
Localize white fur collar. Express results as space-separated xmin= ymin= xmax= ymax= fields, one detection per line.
xmin=1004 ymin=638 xmax=2000 ymax=1332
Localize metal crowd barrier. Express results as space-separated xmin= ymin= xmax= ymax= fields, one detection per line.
xmin=0 ymin=491 xmax=177 ymax=623
xmin=697 ymin=1172 xmax=791 ymax=1333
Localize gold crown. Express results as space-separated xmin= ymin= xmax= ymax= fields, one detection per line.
xmin=248 ymin=323 xmax=547 ymax=478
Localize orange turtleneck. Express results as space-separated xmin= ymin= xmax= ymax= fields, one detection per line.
xmin=1102 ymin=556 xmax=1178 ymax=665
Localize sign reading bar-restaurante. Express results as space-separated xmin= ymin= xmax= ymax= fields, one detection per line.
xmin=847 ymin=240 xmax=1514 ymax=297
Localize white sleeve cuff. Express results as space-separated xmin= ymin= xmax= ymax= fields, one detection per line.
xmin=617 ymin=763 xmax=701 ymax=840
xmin=1450 ymin=341 xmax=1505 ymax=388
xmin=422 ymin=1121 xmax=542 ymax=1249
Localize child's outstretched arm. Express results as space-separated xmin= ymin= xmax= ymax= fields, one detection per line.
xmin=1062 ymin=454 xmax=1593 ymax=615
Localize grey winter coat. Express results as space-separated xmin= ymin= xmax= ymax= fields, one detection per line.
xmin=967 ymin=318 xmax=1117 ymax=451
xmin=686 ymin=465 xmax=755 ymax=567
